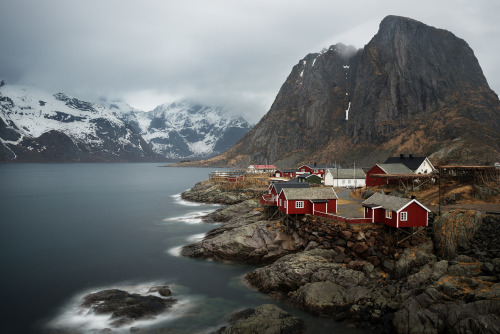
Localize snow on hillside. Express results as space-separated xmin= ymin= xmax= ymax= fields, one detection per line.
xmin=0 ymin=83 xmax=252 ymax=161
xmin=110 ymin=101 xmax=252 ymax=159
xmin=0 ymin=84 xmax=124 ymax=144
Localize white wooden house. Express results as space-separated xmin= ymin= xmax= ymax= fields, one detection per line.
xmin=324 ymin=168 xmax=366 ymax=188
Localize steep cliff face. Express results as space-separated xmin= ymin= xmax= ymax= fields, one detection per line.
xmin=205 ymin=15 xmax=500 ymax=167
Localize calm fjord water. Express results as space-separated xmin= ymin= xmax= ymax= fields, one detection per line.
xmin=0 ymin=163 xmax=366 ymax=334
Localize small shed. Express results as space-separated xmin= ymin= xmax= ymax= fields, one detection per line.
xmin=297 ymin=173 xmax=322 ymax=184
xmin=362 ymin=192 xmax=430 ymax=228
xmin=274 ymin=168 xmax=297 ymax=178
xmin=278 ymin=187 xmax=338 ymax=215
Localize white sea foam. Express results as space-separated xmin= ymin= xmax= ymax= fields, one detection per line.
xmin=46 ymin=281 xmax=194 ymax=333
xmin=186 ymin=233 xmax=206 ymax=243
xmin=172 ymin=192 xmax=221 ymax=207
xmin=163 ymin=210 xmax=216 ymax=224
xmin=168 ymin=245 xmax=183 ymax=257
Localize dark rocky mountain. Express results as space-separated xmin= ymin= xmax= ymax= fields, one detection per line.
xmin=202 ymin=15 xmax=500 ymax=167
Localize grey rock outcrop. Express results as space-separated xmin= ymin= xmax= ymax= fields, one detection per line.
xmin=181 ymin=199 xmax=306 ymax=263
xmin=432 ymin=210 xmax=482 ymax=260
xmin=213 ymin=304 xmax=305 ymax=334
xmin=81 ymin=289 xmax=177 ymax=328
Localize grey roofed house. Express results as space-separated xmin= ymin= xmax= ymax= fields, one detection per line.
xmin=275 ymin=168 xmax=297 ymax=173
xmin=272 ymin=182 xmax=310 ymax=194
xmin=376 ymin=163 xmax=413 ymax=174
xmin=384 ymin=155 xmax=428 ymax=172
xmin=363 ymin=192 xmax=417 ymax=212
xmin=327 ymin=168 xmax=365 ymax=179
xmin=281 ymin=187 xmax=338 ymax=200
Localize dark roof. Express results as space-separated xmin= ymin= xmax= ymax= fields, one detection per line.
xmin=302 ymin=164 xmax=335 ymax=169
xmin=275 ymin=168 xmax=297 ymax=173
xmin=384 ymin=156 xmax=427 ymax=171
xmin=311 ymin=199 xmax=328 ymax=203
xmin=273 ymin=182 xmax=310 ymax=194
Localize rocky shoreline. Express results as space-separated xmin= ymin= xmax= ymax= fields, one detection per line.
xmin=180 ymin=179 xmax=500 ymax=334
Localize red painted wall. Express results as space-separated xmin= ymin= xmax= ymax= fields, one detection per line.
xmin=298 ymin=165 xmax=313 ymax=174
xmin=287 ymin=199 xmax=313 ymax=214
xmin=366 ymin=165 xmax=387 ymax=187
xmin=278 ymin=191 xmax=287 ymax=213
xmin=327 ymin=199 xmax=337 ymax=213
xmin=399 ymin=202 xmax=428 ymax=227
xmin=313 ymin=202 xmax=327 ymax=213
xmin=364 ymin=207 xmax=373 ymax=219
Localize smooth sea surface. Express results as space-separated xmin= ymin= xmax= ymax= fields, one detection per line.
xmin=0 ymin=163 xmax=368 ymax=334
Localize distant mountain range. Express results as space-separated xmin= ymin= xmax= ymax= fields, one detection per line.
xmin=0 ymin=82 xmax=252 ymax=162
xmin=198 ymin=15 xmax=500 ymax=167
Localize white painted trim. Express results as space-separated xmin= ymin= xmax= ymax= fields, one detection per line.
xmin=397 ymin=199 xmax=431 ymax=213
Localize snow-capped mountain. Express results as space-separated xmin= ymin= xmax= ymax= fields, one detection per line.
xmin=0 ymin=82 xmax=159 ymax=162
xmin=110 ymin=101 xmax=253 ymax=160
xmin=0 ymin=82 xmax=252 ymax=162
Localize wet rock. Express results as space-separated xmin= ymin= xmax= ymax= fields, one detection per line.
xmin=81 ymin=289 xmax=177 ymax=328
xmin=214 ymin=304 xmax=305 ymax=334
xmin=148 ymin=286 xmax=171 ymax=297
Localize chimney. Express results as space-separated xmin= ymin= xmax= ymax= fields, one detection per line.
xmin=400 ymin=154 xmax=405 ymax=159
xmin=314 ymin=162 xmax=317 ymax=167
xmin=409 ymin=154 xmax=413 ymax=159
xmin=411 ymin=195 xmax=416 ymax=199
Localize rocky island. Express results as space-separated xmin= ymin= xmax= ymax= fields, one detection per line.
xmin=181 ymin=178 xmax=500 ymax=334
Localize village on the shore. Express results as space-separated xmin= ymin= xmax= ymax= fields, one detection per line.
xmin=210 ymin=154 xmax=499 ymax=236
xmin=178 ymin=154 xmax=500 ymax=333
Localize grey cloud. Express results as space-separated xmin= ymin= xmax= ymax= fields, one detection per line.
xmin=1 ymin=0 xmax=498 ymax=124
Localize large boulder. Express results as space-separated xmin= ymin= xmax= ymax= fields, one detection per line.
xmin=214 ymin=304 xmax=305 ymax=334
xmin=81 ymin=289 xmax=177 ymax=327
xmin=432 ymin=210 xmax=482 ymax=260
xmin=181 ymin=201 xmax=306 ymax=263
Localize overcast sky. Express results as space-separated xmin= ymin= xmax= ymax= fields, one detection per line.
xmin=1 ymin=0 xmax=499 ymax=123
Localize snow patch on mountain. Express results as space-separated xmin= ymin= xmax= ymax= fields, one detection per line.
xmin=110 ymin=101 xmax=252 ymax=159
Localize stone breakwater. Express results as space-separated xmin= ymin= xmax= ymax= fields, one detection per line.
xmin=181 ymin=179 xmax=500 ymax=334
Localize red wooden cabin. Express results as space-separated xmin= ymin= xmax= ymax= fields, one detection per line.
xmin=262 ymin=181 xmax=310 ymax=206
xmin=362 ymin=192 xmax=430 ymax=228
xmin=274 ymin=168 xmax=297 ymax=178
xmin=278 ymin=188 xmax=337 ymax=215
xmin=365 ymin=163 xmax=413 ymax=187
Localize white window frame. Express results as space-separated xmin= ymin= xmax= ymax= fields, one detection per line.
xmin=285 ymin=201 xmax=287 ymax=208
xmin=279 ymin=199 xmax=282 ymax=206
xmin=295 ymin=201 xmax=304 ymax=209
xmin=400 ymin=212 xmax=407 ymax=221
xmin=385 ymin=210 xmax=392 ymax=219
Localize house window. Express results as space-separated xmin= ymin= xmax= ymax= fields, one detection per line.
xmin=296 ymin=201 xmax=304 ymax=209
xmin=385 ymin=210 xmax=392 ymax=219
xmin=400 ymin=212 xmax=407 ymax=221
xmin=279 ymin=199 xmax=282 ymax=206
xmin=348 ymin=179 xmax=352 ymax=184
xmin=285 ymin=201 xmax=287 ymax=208
xmin=302 ymin=169 xmax=305 ymax=172
xmin=342 ymin=180 xmax=345 ymax=184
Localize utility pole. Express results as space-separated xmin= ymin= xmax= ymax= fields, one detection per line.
xmin=354 ymin=161 xmax=356 ymax=189
xmin=438 ymin=168 xmax=441 ymax=216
